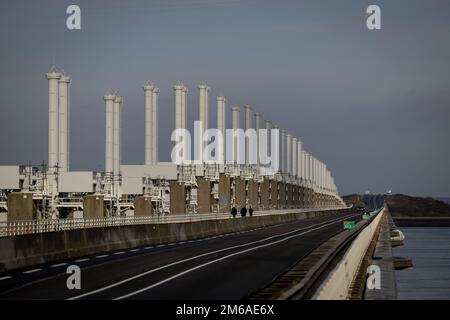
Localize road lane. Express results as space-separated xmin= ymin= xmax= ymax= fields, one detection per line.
xmin=0 ymin=209 xmax=359 ymax=300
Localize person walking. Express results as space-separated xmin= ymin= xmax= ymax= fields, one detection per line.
xmin=231 ymin=206 xmax=237 ymax=218
xmin=240 ymin=206 xmax=247 ymax=217
xmin=249 ymin=206 xmax=254 ymax=217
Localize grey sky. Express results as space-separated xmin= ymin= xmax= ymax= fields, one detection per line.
xmin=0 ymin=0 xmax=449 ymax=197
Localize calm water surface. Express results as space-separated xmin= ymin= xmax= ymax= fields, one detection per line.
xmin=394 ymin=227 xmax=450 ymax=299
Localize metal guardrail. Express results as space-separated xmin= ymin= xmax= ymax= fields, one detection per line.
xmin=0 ymin=206 xmax=347 ymax=238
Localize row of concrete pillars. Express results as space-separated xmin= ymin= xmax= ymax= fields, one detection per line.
xmin=169 ymin=174 xmax=342 ymax=215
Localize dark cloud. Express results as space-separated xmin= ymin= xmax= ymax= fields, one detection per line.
xmin=0 ymin=0 xmax=449 ymax=197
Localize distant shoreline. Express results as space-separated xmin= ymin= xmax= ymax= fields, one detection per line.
xmin=394 ymin=217 xmax=450 ymax=227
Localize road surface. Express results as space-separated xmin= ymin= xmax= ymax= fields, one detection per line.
xmin=0 ymin=210 xmax=359 ymax=300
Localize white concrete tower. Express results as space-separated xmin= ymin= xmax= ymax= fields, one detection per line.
xmin=265 ymin=120 xmax=272 ymax=158
xmin=309 ymin=154 xmax=314 ymax=185
xmin=198 ymin=84 xmax=209 ymax=162
xmin=286 ymin=133 xmax=292 ymax=176
xmin=174 ymin=84 xmax=184 ymax=130
xmin=244 ymin=105 xmax=253 ymax=165
xmin=182 ymin=86 xmax=187 ymax=130
xmin=174 ymin=84 xmax=184 ymax=163
xmin=58 ymin=74 xmax=71 ymax=172
xmin=254 ymin=112 xmax=262 ymax=166
xmin=152 ymin=87 xmax=160 ymax=164
xmin=297 ymin=140 xmax=303 ymax=180
xmin=143 ymin=83 xmax=154 ymax=165
xmin=231 ymin=106 xmax=240 ymax=164
xmin=113 ymin=96 xmax=122 ymax=177
xmin=304 ymin=152 xmax=309 ymax=183
xmin=103 ymin=93 xmax=115 ymax=173
xmin=216 ymin=96 xmax=226 ymax=163
xmin=46 ymin=70 xmax=61 ymax=172
xmin=292 ymin=137 xmax=298 ymax=178
xmin=280 ymin=129 xmax=287 ymax=174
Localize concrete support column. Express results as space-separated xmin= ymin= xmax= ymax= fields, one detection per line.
xmin=198 ymin=84 xmax=209 ymax=162
xmin=281 ymin=129 xmax=287 ymax=174
xmin=292 ymin=137 xmax=298 ymax=179
xmin=103 ymin=93 xmax=115 ymax=173
xmin=152 ymin=87 xmax=160 ymax=164
xmin=286 ymin=133 xmax=292 ymax=176
xmin=143 ymin=84 xmax=154 ymax=165
xmin=265 ymin=120 xmax=272 ymax=159
xmin=297 ymin=140 xmax=303 ymax=181
xmin=244 ymin=105 xmax=252 ymax=165
xmin=254 ymin=112 xmax=262 ymax=166
xmin=113 ymin=96 xmax=122 ymax=178
xmin=46 ymin=71 xmax=61 ymax=172
xmin=231 ymin=106 xmax=240 ymax=164
xmin=216 ymin=96 xmax=226 ymax=163
xmin=58 ymin=75 xmax=71 ymax=172
xmin=182 ymin=86 xmax=187 ymax=132
xmin=174 ymin=85 xmax=184 ymax=131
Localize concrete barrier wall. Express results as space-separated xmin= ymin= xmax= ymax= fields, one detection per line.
xmin=0 ymin=208 xmax=348 ymax=272
xmin=312 ymin=207 xmax=385 ymax=300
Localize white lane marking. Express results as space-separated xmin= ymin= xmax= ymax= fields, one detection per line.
xmin=75 ymin=258 xmax=89 ymax=263
xmin=114 ymin=252 xmax=125 ymax=255
xmin=51 ymin=263 xmax=68 ymax=268
xmin=179 ymin=242 xmax=186 ymax=244
xmin=0 ymin=276 xmax=12 ymax=281
xmin=23 ymin=268 xmax=42 ymax=274
xmin=167 ymin=243 xmax=176 ymax=246
xmin=96 ymin=255 xmax=109 ymax=259
xmin=115 ymin=217 xmax=345 ymax=300
xmin=67 ymin=213 xmax=356 ymax=300
xmin=144 ymin=246 xmax=154 ymax=250
xmin=130 ymin=249 xmax=140 ymax=252
xmin=156 ymin=244 xmax=165 ymax=248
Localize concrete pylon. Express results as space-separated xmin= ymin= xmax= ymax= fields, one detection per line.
xmin=174 ymin=84 xmax=186 ymax=163
xmin=265 ymin=120 xmax=272 ymax=158
xmin=103 ymin=93 xmax=115 ymax=173
xmin=113 ymin=96 xmax=122 ymax=178
xmin=297 ymin=140 xmax=303 ymax=181
xmin=292 ymin=137 xmax=297 ymax=178
xmin=174 ymin=84 xmax=184 ymax=131
xmin=286 ymin=133 xmax=292 ymax=176
xmin=152 ymin=87 xmax=160 ymax=164
xmin=58 ymin=75 xmax=71 ymax=172
xmin=182 ymin=86 xmax=187 ymax=132
xmin=280 ymin=129 xmax=287 ymax=174
xmin=198 ymin=84 xmax=209 ymax=162
xmin=216 ymin=96 xmax=226 ymax=163
xmin=231 ymin=106 xmax=240 ymax=164
xmin=254 ymin=112 xmax=262 ymax=166
xmin=244 ymin=105 xmax=252 ymax=165
xmin=46 ymin=70 xmax=61 ymax=172
xmin=143 ymin=83 xmax=154 ymax=165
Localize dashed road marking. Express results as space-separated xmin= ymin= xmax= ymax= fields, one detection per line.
xmin=51 ymin=263 xmax=68 ymax=268
xmin=114 ymin=252 xmax=125 ymax=255
xmin=144 ymin=246 xmax=154 ymax=250
xmin=75 ymin=258 xmax=89 ymax=263
xmin=96 ymin=255 xmax=108 ymax=259
xmin=0 ymin=276 xmax=12 ymax=281
xmin=23 ymin=268 xmax=42 ymax=274
xmin=156 ymin=244 xmax=165 ymax=248
xmin=130 ymin=249 xmax=140 ymax=252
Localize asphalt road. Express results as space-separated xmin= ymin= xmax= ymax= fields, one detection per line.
xmin=0 ymin=210 xmax=360 ymax=300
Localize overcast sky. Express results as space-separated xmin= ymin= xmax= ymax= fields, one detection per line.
xmin=0 ymin=0 xmax=449 ymax=197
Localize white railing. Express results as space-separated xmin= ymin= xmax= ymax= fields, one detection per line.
xmin=0 ymin=205 xmax=347 ymax=238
